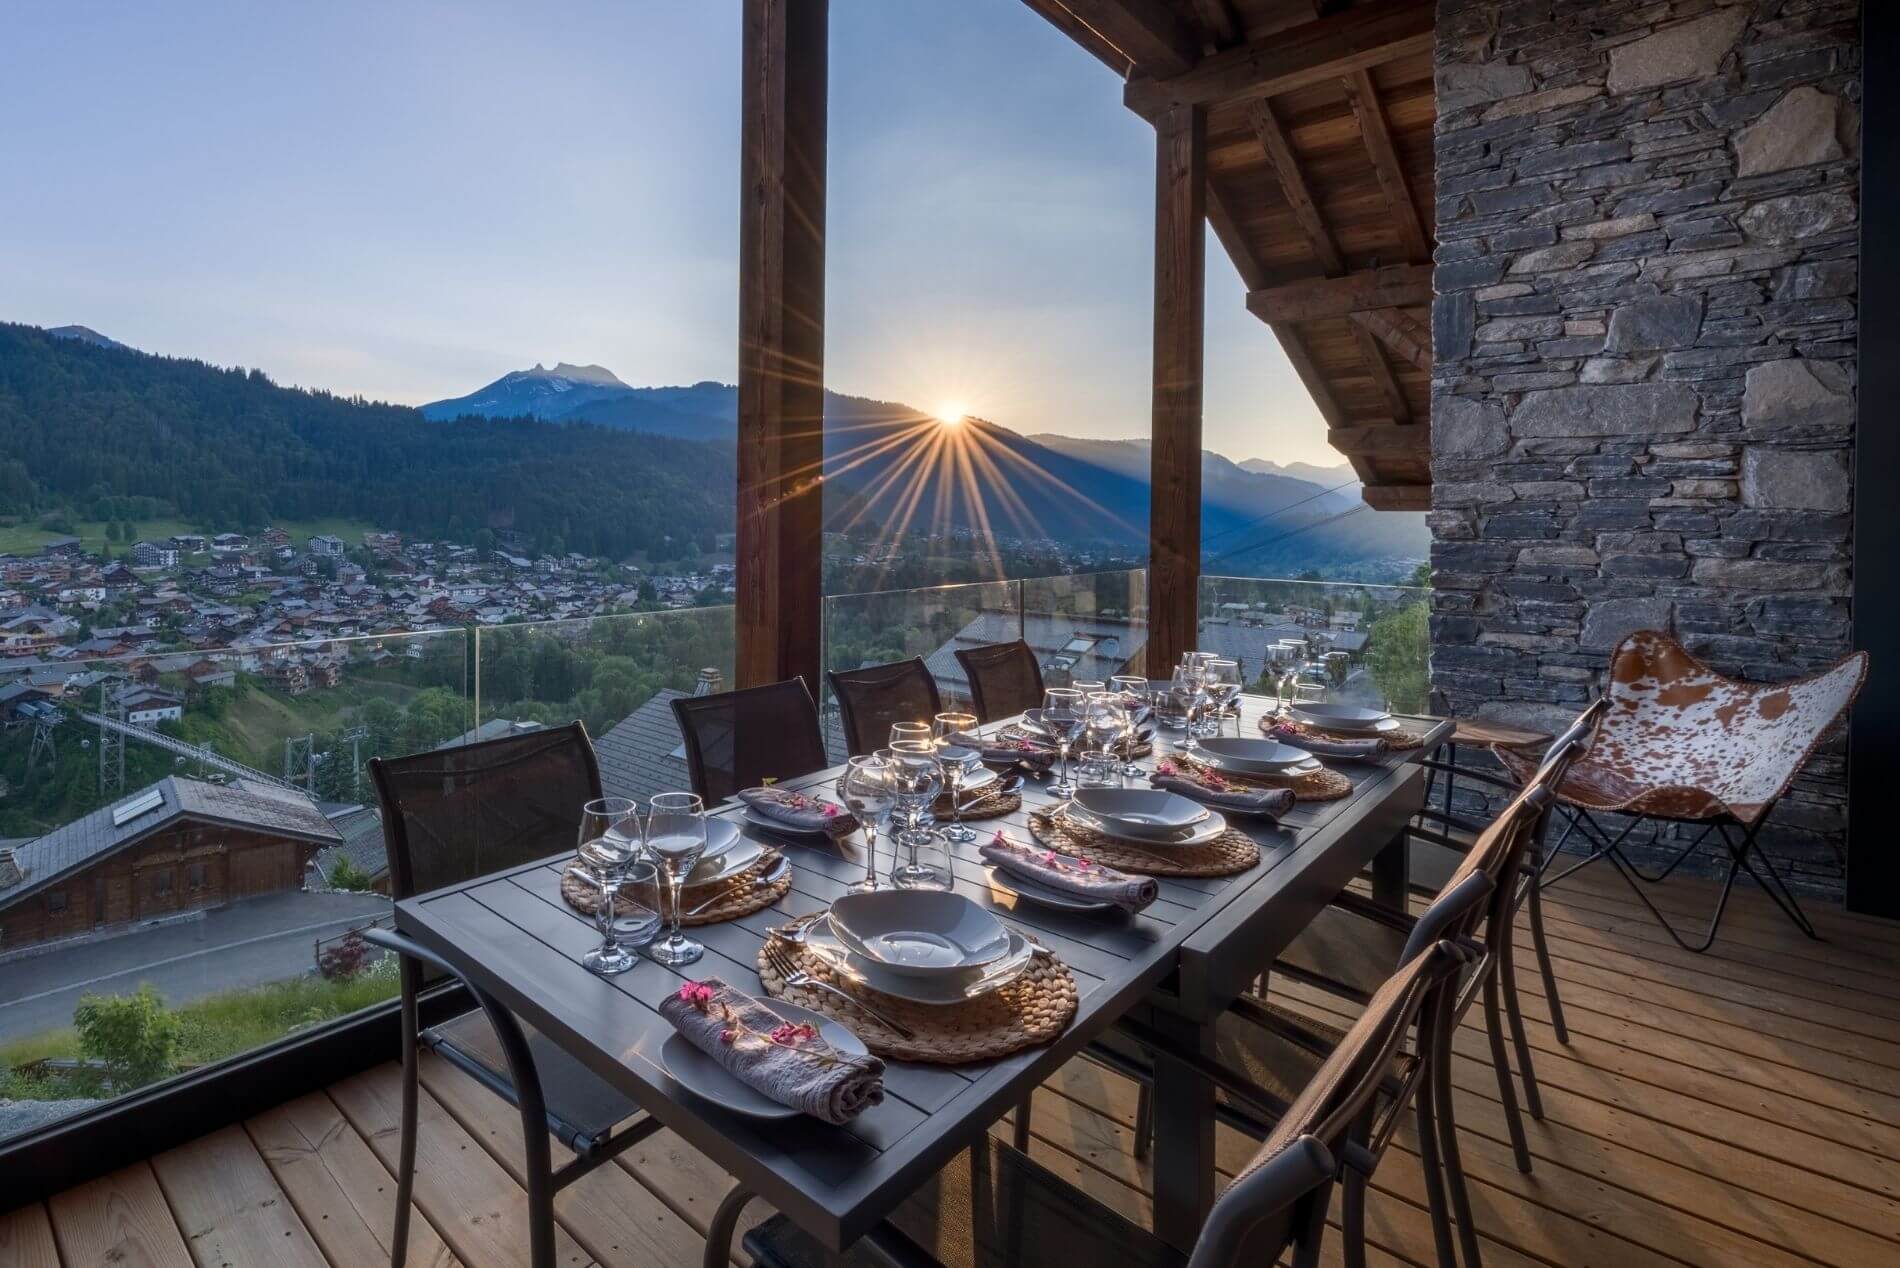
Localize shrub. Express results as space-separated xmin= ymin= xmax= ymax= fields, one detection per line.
xmin=317 ymin=929 xmax=371 ymax=980
xmin=73 ymin=984 xmax=180 ymax=1088
xmin=326 ymin=856 xmax=374 ymax=892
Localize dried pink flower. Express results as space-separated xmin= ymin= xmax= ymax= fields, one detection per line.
xmin=720 ymin=1029 xmax=737 ymax=1045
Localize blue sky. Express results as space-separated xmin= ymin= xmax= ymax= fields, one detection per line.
xmin=0 ymin=0 xmax=1330 ymax=465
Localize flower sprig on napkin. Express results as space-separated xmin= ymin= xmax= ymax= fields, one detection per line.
xmin=678 ymin=981 xmax=851 ymax=1068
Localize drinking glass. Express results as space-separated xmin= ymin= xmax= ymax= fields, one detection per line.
xmin=574 ymin=797 xmax=641 ymax=975
xmin=888 ymin=740 xmax=945 ymax=887
xmin=1039 ymin=687 xmax=1085 ymax=801
xmin=1111 ymin=674 xmax=1151 ymax=778
xmin=899 ymin=830 xmax=954 ymax=891
xmin=1071 ymin=679 xmax=1105 ymax=696
xmin=840 ymin=754 xmax=897 ymax=892
xmin=1082 ymin=692 xmax=1127 ymax=789
xmin=1169 ymin=665 xmax=1207 ymax=753
xmin=1203 ymin=658 xmax=1242 ymax=738
xmin=932 ymin=712 xmax=982 ymax=843
xmin=889 ymin=720 xmax=932 ymax=748
xmin=609 ymin=859 xmax=662 ymax=949
xmin=645 ymin=791 xmax=707 ymax=967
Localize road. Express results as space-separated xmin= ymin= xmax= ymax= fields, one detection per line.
xmin=0 ymin=890 xmax=392 ymax=1043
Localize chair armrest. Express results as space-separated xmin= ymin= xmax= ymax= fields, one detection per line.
xmin=1416 ymin=758 xmax=1520 ymax=791
xmin=1224 ymin=993 xmax=1337 ymax=1062
xmin=362 ymin=925 xmax=465 ymax=982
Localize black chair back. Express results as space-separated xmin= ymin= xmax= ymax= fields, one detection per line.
xmin=828 ymin=657 xmax=944 ymax=757
xmin=370 ymin=722 xmax=603 ymax=902
xmin=670 ymin=678 xmax=829 ymax=804
xmin=953 ymin=640 xmax=1044 ymax=724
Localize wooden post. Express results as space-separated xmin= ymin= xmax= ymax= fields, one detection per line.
xmin=1147 ymin=104 xmax=1206 ymax=676
xmin=737 ymin=0 xmax=827 ymax=693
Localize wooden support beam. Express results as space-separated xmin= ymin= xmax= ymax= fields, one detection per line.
xmin=1247 ymin=100 xmax=1344 ymax=274
xmin=737 ymin=0 xmax=827 ymax=694
xmin=1148 ymin=104 xmax=1206 ymax=675
xmin=1342 ymin=67 xmax=1431 ymax=262
xmin=1350 ymin=324 xmax=1412 ymax=422
xmin=1188 ymin=0 xmax=1240 ymax=49
xmin=1050 ymin=0 xmax=1200 ymax=77
xmin=1360 ymin=483 xmax=1432 ymax=511
xmin=1245 ymin=263 xmax=1433 ymax=322
xmin=1349 ymin=306 xmax=1432 ymax=372
xmin=1328 ymin=424 xmax=1430 ymax=458
xmin=1125 ymin=0 xmax=1433 ymax=115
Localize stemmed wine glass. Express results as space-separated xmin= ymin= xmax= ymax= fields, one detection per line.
xmin=840 ymin=753 xmax=896 ymax=892
xmin=572 ymin=797 xmax=643 ymax=976
xmin=888 ymin=739 xmax=944 ymax=888
xmin=1083 ymin=692 xmax=1128 ymax=788
xmin=1203 ymin=658 xmax=1242 ymax=738
xmin=645 ymin=791 xmax=707 ymax=967
xmin=1110 ymin=674 xmax=1151 ymax=779
xmin=1039 ymin=687 xmax=1085 ymax=801
xmin=1169 ymin=663 xmax=1207 ymax=753
xmin=933 ymin=712 xmax=981 ymax=843
xmin=889 ymin=720 xmax=932 ymax=748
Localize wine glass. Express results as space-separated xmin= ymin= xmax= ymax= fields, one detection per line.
xmin=889 ymin=720 xmax=932 ymax=748
xmin=1071 ymin=679 xmax=1105 ymax=696
xmin=574 ymin=797 xmax=642 ymax=975
xmin=1203 ymin=658 xmax=1242 ymax=738
xmin=1111 ymin=674 xmax=1151 ymax=778
xmin=933 ymin=711 xmax=982 ymax=843
xmin=645 ymin=791 xmax=707 ymax=967
xmin=1083 ymin=692 xmax=1128 ymax=788
xmin=840 ymin=754 xmax=897 ymax=892
xmin=1039 ymin=687 xmax=1085 ymax=801
xmin=888 ymin=739 xmax=944 ymax=888
xmin=1169 ymin=664 xmax=1207 ymax=753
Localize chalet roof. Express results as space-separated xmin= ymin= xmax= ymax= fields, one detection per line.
xmin=0 ymin=776 xmax=342 ymax=910
xmin=595 ymin=688 xmax=692 ymax=801
xmin=1024 ymin=0 xmax=1436 ymax=509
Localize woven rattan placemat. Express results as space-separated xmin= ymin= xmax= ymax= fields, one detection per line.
xmin=560 ymin=851 xmax=791 ymax=927
xmin=1026 ymin=808 xmax=1260 ymax=878
xmin=933 ymin=787 xmax=1022 ymax=820
xmin=757 ymin=929 xmax=1077 ymax=1064
xmin=1166 ymin=751 xmax=1354 ymax=802
xmin=998 ymin=726 xmax=1155 ymax=761
xmin=1258 ymin=713 xmax=1430 ymax=751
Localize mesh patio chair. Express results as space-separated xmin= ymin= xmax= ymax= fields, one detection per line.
xmin=953 ymin=639 xmax=1044 ymax=724
xmin=828 ymin=656 xmax=943 ymax=757
xmin=734 ymin=940 xmax=1474 ymax=1268
xmin=359 ymin=723 xmax=657 ymax=1268
xmin=1505 ymin=630 xmax=1867 ymax=952
xmin=671 ymin=677 xmax=830 ymax=804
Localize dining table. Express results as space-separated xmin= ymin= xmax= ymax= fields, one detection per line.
xmin=393 ymin=693 xmax=1451 ymax=1264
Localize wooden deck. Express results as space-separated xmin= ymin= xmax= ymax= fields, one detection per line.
xmin=6 ymin=865 xmax=1899 ymax=1268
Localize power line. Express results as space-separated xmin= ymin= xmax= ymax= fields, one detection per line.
xmin=1204 ymin=502 xmax=1370 ymax=569
xmin=1199 ymin=477 xmax=1363 ymax=548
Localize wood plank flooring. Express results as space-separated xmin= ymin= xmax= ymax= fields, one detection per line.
xmin=9 ymin=866 xmax=1897 ymax=1268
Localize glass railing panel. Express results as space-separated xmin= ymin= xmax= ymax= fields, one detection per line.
xmin=473 ymin=607 xmax=735 ymax=801
xmin=820 ymin=580 xmax=1020 ymax=758
xmin=0 ymin=627 xmax=470 ymax=1143
xmin=1018 ymin=569 xmax=1149 ymax=685
xmin=1197 ymin=574 xmax=1430 ymax=713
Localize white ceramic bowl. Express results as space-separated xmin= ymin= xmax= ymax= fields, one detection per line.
xmin=826 ymin=890 xmax=1012 ymax=976
xmin=1072 ymin=788 xmax=1207 ymax=836
xmin=1198 ymin=738 xmax=1316 ymax=774
xmin=1067 ymin=804 xmax=1230 ymax=848
xmin=1288 ymin=703 xmax=1392 ymax=733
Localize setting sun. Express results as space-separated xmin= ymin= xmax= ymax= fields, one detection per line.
xmin=933 ymin=402 xmax=967 ymax=425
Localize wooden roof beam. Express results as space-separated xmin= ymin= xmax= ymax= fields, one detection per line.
xmin=1029 ymin=0 xmax=1201 ymax=78
xmin=1247 ymin=100 xmax=1343 ymax=274
xmin=1328 ymin=424 xmax=1429 ymax=458
xmin=1342 ymin=67 xmax=1430 ymax=263
xmin=1245 ymin=263 xmax=1433 ymax=323
xmin=1125 ymin=0 xmax=1433 ymax=115
xmin=1361 ymin=483 xmax=1432 ymax=511
xmin=1349 ymin=307 xmax=1432 ymax=373
xmin=1187 ymin=0 xmax=1240 ymax=50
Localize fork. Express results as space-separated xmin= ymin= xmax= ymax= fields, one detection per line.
xmin=761 ymin=934 xmax=917 ymax=1039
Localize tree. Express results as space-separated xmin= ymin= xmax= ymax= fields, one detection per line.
xmin=1367 ymin=602 xmax=1429 ymax=714
xmin=74 ymin=984 xmax=180 ymax=1088
xmin=104 ymin=520 xmax=121 ymax=543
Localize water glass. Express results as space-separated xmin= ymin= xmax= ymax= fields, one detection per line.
xmin=888 ymin=740 xmax=944 ymax=886
xmin=933 ymin=712 xmax=981 ymax=843
xmin=1111 ymin=674 xmax=1150 ymax=778
xmin=1169 ymin=664 xmax=1207 ymax=753
xmin=1203 ymin=658 xmax=1242 ymax=738
xmin=840 ymin=753 xmax=897 ymax=892
xmin=894 ymin=829 xmax=953 ymax=891
xmin=889 ymin=720 xmax=932 ymax=748
xmin=645 ymin=791 xmax=707 ymax=967
xmin=1039 ymin=687 xmax=1085 ymax=801
xmin=575 ymin=797 xmax=642 ymax=975
xmin=608 ymin=859 xmax=662 ymax=948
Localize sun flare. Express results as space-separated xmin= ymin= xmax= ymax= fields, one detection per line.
xmin=932 ymin=402 xmax=968 ymax=425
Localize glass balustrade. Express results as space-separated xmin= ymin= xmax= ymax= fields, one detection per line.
xmin=1198 ymin=573 xmax=1431 ymax=713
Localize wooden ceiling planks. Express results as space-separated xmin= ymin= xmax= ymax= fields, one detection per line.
xmin=1023 ymin=0 xmax=1437 ymax=504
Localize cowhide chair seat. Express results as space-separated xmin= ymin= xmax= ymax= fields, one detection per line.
xmin=1492 ymin=630 xmax=1866 ymax=826
xmin=1495 ymin=629 xmax=1867 ymax=952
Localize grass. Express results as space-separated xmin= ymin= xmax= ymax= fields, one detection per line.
xmin=0 ymin=515 xmax=376 ymax=557
xmin=1 ymin=966 xmax=399 ymax=1101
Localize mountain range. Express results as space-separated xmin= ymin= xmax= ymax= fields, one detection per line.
xmin=423 ymin=364 xmax=1427 ymax=577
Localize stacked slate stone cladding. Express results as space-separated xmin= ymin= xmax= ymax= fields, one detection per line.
xmin=1431 ymin=0 xmax=1860 ymax=893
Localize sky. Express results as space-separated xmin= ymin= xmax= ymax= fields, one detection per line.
xmin=0 ymin=0 xmax=1335 ymax=467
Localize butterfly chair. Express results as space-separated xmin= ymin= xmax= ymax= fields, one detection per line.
xmin=359 ymin=723 xmax=657 ymax=1268
xmin=671 ymin=678 xmax=831 ymax=805
xmin=729 ymin=940 xmax=1476 ymax=1268
xmin=953 ymin=639 xmax=1045 ymax=725
xmin=828 ymin=657 xmax=943 ymax=757
xmin=1504 ymin=631 xmax=1867 ymax=952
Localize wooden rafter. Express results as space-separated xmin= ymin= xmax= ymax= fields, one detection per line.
xmin=1351 ymin=325 xmax=1412 ymax=422
xmin=1052 ymin=0 xmax=1200 ymax=77
xmin=1125 ymin=0 xmax=1433 ymax=115
xmin=1187 ymin=0 xmax=1240 ymax=49
xmin=1360 ymin=483 xmax=1431 ymax=511
xmin=1245 ymin=263 xmax=1432 ymax=323
xmin=1247 ymin=100 xmax=1343 ymax=274
xmin=1342 ymin=67 xmax=1430 ymax=263
xmin=1349 ymin=307 xmax=1432 ymax=373
xmin=1327 ymin=424 xmax=1430 ymax=458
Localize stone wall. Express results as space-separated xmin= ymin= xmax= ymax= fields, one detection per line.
xmin=1431 ymin=0 xmax=1861 ymax=893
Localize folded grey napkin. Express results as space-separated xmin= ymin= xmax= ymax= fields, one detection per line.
xmin=660 ymin=978 xmax=885 ymax=1125
xmin=953 ymin=731 xmax=1057 ymax=773
xmin=739 ymin=787 xmax=859 ymax=839
xmin=980 ymin=832 xmax=1158 ymax=912
xmin=1149 ymin=771 xmax=1294 ymax=819
xmin=1259 ymin=719 xmax=1389 ymax=761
